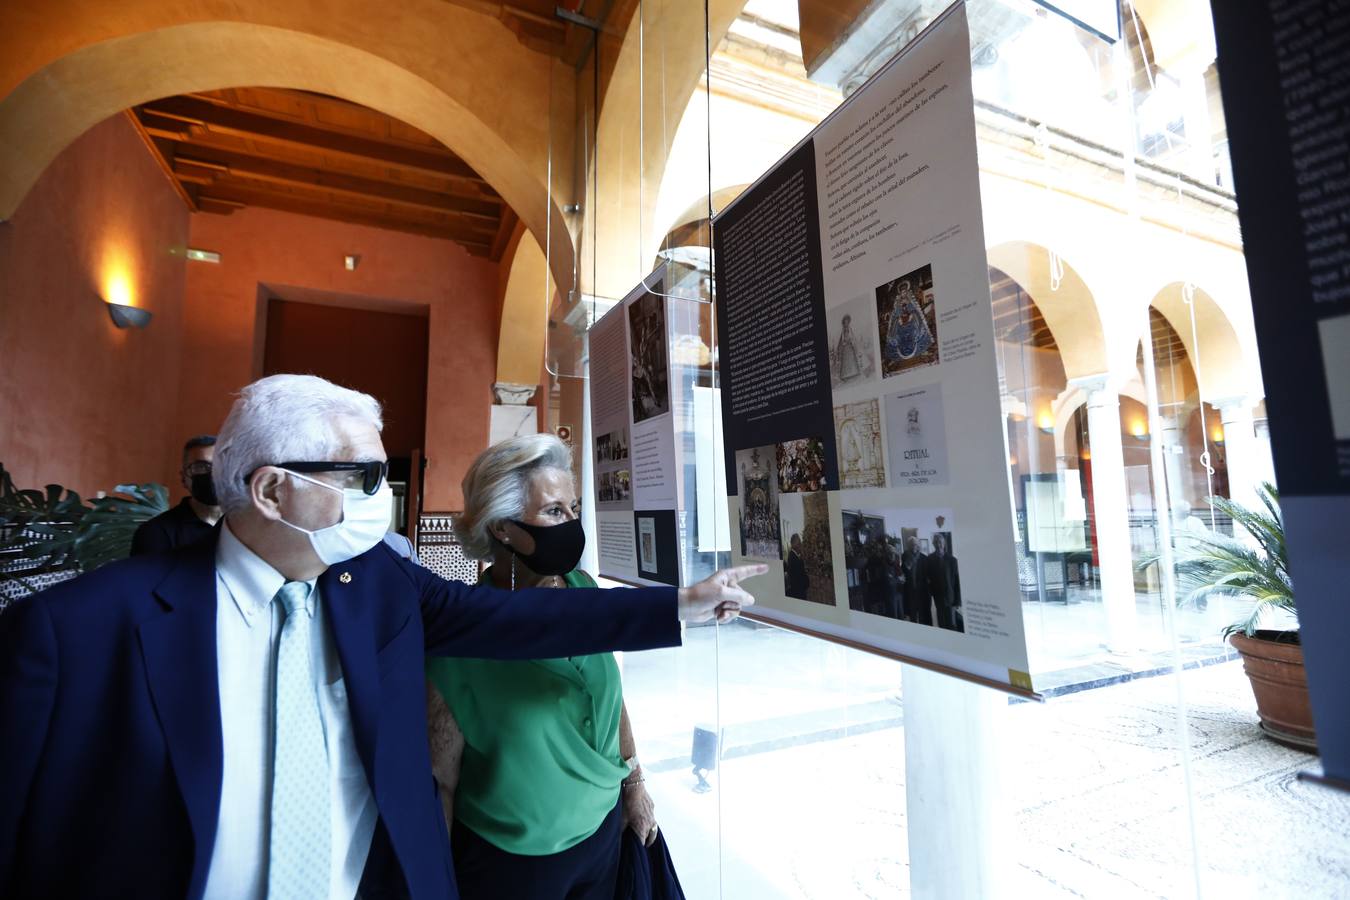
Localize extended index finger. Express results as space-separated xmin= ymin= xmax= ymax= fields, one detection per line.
xmin=720 ymin=564 xmax=768 ymax=585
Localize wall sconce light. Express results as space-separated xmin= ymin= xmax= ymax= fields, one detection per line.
xmin=106 ymin=302 xmax=152 ymax=329
xmin=1130 ymin=421 xmax=1149 ymax=441
xmin=1036 ymin=411 xmax=1055 ymax=434
xmin=344 ymin=254 xmax=360 ymax=271
xmin=1212 ymin=426 xmax=1225 ymax=445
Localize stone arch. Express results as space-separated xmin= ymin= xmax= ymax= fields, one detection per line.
xmin=1051 ymin=382 xmax=1148 ymax=459
xmin=1127 ymin=0 xmax=1216 ymax=75
xmin=582 ymin=0 xmax=753 ymax=300
xmin=986 ymin=241 xmax=1109 ymax=382
xmin=665 ymin=184 xmax=752 ymax=241
xmin=0 ymin=14 xmax=574 ymax=287
xmin=496 ymin=223 xmax=553 ymax=387
xmin=1145 ymin=281 xmax=1252 ymax=402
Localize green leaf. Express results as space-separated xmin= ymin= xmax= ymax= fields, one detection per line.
xmin=1139 ymin=483 xmax=1294 ymax=638
xmin=1 ymin=464 xmax=169 ymax=585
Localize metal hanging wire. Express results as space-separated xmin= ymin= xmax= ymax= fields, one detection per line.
xmin=1122 ymin=8 xmax=1205 ymax=894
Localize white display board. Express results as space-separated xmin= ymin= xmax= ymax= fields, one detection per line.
xmin=588 ymin=264 xmax=685 ymax=587
xmin=713 ymin=3 xmax=1036 ymax=694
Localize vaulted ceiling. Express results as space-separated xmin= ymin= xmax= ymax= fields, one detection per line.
xmin=129 ymin=87 xmax=518 ymax=259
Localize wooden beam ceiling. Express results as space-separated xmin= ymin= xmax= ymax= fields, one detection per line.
xmin=130 ymin=87 xmax=511 ymax=260
xmin=989 ymin=271 xmax=1059 ymax=350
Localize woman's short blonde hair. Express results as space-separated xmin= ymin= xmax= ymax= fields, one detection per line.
xmin=455 ymin=433 xmax=574 ymax=559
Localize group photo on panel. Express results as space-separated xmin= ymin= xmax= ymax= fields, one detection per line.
xmin=842 ymin=510 xmax=964 ymax=633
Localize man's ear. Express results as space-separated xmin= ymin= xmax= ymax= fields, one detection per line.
xmin=250 ymin=468 xmax=289 ymax=521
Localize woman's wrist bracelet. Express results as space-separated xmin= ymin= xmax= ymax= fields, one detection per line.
xmin=621 ymin=776 xmax=645 ymax=789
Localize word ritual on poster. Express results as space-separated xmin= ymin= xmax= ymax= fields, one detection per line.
xmin=712 ymin=3 xmax=1035 ymax=695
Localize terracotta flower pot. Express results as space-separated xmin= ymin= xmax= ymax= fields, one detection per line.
xmin=1229 ymin=630 xmax=1316 ymax=752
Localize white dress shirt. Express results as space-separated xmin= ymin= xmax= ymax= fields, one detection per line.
xmin=203 ymin=523 xmax=378 ymax=900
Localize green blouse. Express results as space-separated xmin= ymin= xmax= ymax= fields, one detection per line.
xmin=425 ymin=568 xmax=630 ymax=856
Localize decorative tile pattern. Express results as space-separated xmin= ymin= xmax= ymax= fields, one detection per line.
xmin=417 ymin=513 xmax=483 ymax=585
xmin=0 ymin=565 xmax=78 ymax=612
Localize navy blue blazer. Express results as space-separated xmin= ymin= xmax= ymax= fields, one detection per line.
xmin=0 ymin=535 xmax=679 ymax=899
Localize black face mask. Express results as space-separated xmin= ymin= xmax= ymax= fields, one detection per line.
xmin=506 ymin=518 xmax=586 ymax=576
xmin=189 ymin=472 xmax=219 ymax=507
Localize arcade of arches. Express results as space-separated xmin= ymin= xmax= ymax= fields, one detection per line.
xmin=4 ymin=0 xmax=1337 ymax=896
xmin=0 ymin=0 xmax=1268 ymax=639
xmin=0 ymin=0 xmax=1266 ymax=630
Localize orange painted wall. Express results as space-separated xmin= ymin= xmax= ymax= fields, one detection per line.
xmin=0 ymin=114 xmax=188 ymax=496
xmin=179 ymin=205 xmax=500 ymax=509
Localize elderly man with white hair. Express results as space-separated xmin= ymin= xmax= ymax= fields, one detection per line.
xmin=0 ymin=374 xmax=764 ymax=900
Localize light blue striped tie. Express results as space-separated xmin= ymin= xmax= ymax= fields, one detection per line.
xmin=268 ymin=581 xmax=330 ymax=899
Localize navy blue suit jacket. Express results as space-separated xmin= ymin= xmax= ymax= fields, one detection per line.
xmin=0 ymin=536 xmax=679 ymax=899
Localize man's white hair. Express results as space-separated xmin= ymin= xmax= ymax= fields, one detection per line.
xmin=456 ymin=433 xmax=573 ymax=559
xmin=213 ymin=374 xmax=383 ymax=514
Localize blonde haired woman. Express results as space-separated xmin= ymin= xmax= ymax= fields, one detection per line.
xmin=426 ymin=434 xmax=659 ymax=899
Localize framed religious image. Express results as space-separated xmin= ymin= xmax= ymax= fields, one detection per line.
xmin=826 ymin=294 xmax=879 ymax=388
xmin=637 ymin=516 xmax=658 ymax=574
xmin=776 ymin=437 xmax=828 ymax=493
xmin=627 ymin=291 xmax=671 ymax=423
xmin=834 ymin=399 xmax=885 ymax=489
xmin=735 ymin=445 xmax=780 ymax=559
xmin=876 ymin=263 xmax=940 ymax=377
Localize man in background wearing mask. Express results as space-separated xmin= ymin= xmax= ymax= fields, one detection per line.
xmin=132 ymin=434 xmax=224 ymax=555
xmin=0 ymin=373 xmax=764 ymax=900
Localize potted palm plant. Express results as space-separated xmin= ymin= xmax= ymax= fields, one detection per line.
xmin=1161 ymin=483 xmax=1312 ymax=750
xmin=0 ymin=463 xmax=167 ymax=602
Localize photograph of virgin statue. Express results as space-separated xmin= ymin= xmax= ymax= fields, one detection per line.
xmin=627 ymin=291 xmax=671 ymax=422
xmin=876 ymin=263 xmax=940 ymax=377
xmin=826 ymin=294 xmax=878 ymax=388
xmin=736 ymin=445 xmax=781 ymax=559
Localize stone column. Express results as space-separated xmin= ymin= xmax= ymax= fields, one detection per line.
xmin=903 ymin=664 xmax=1011 ymax=899
xmin=1215 ymin=396 xmax=1262 ymax=513
xmin=1073 ymin=376 xmax=1138 ymax=653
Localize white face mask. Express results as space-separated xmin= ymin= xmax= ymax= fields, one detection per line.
xmin=279 ymin=470 xmax=393 ymax=565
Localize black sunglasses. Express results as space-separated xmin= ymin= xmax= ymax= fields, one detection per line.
xmin=247 ymin=460 xmax=389 ymax=495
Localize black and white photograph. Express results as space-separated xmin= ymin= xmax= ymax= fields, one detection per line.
xmin=840 ymin=507 xmax=962 ymax=632
xmin=780 ymin=491 xmax=836 ymax=605
xmin=637 ymin=516 xmax=658 ymax=575
xmin=736 ymin=445 xmax=780 ymax=559
xmin=826 ymin=294 xmax=879 ymax=388
xmin=596 ymin=427 xmax=629 ymax=463
xmin=834 ymin=399 xmax=885 ymax=489
xmin=598 ymin=469 xmax=632 ymax=503
xmin=876 ymin=263 xmax=940 ymax=377
xmin=776 ymin=437 xmax=828 ymax=493
xmin=627 ymin=290 xmax=671 ymax=422
xmin=884 ymin=383 xmax=950 ymax=487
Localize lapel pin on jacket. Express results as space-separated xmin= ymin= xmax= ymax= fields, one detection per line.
xmin=339 ymin=571 xmax=352 ymax=584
